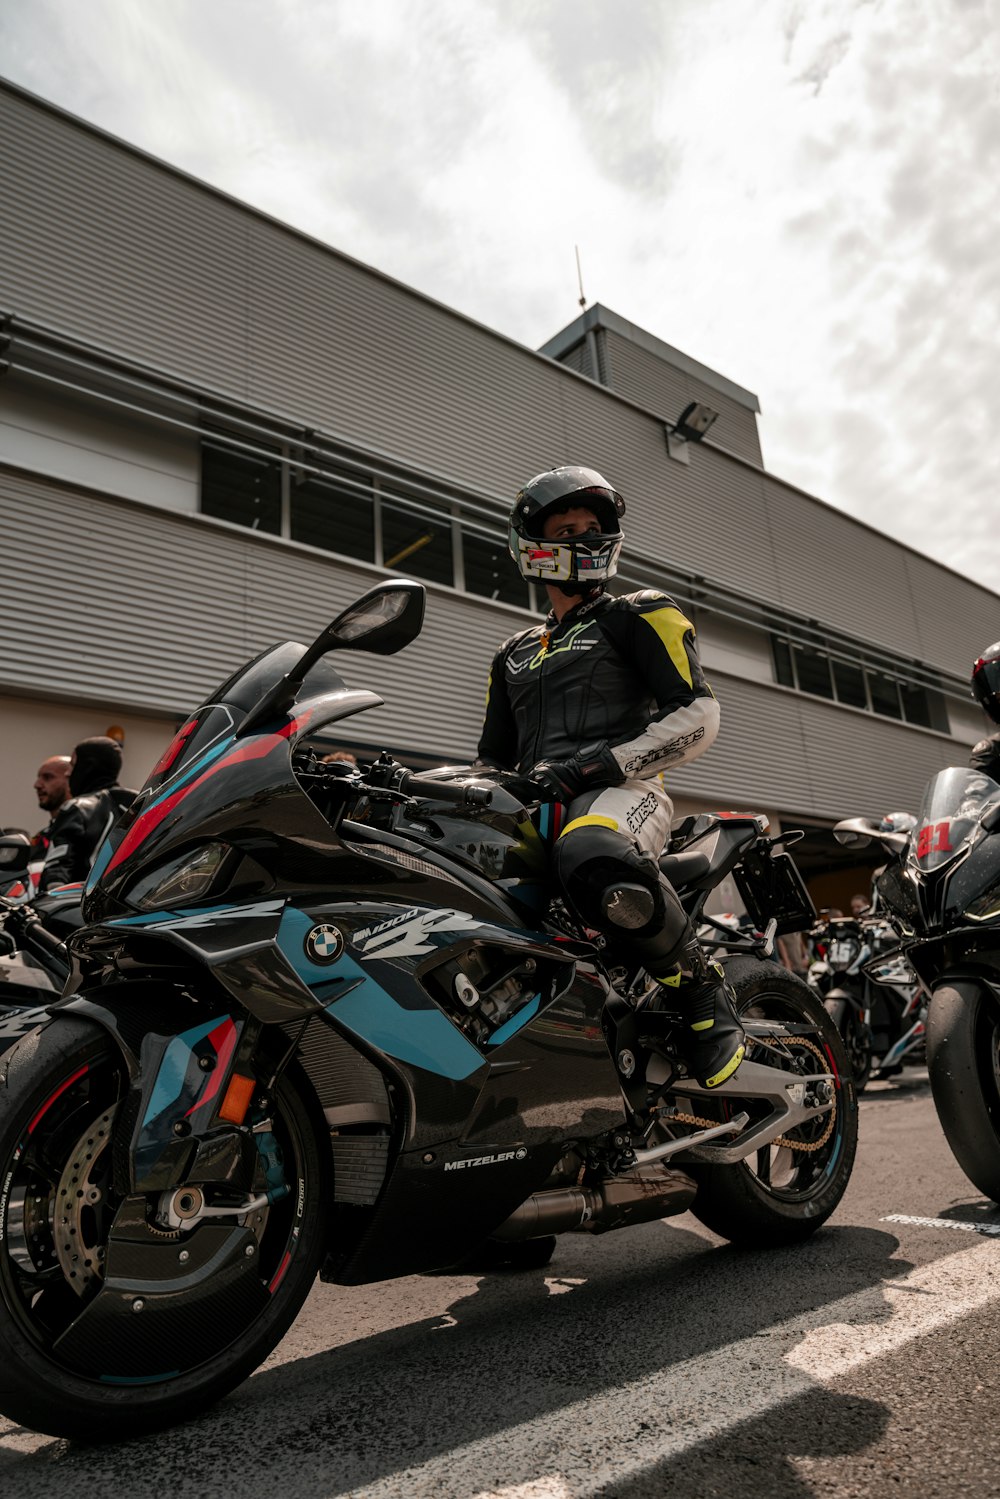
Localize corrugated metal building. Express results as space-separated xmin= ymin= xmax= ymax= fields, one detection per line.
xmin=1 ymin=80 xmax=994 ymax=905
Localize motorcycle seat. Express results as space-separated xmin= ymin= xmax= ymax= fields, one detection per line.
xmin=658 ymin=849 xmax=713 ymax=889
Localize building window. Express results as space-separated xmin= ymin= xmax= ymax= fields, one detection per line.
xmin=463 ymin=531 xmax=530 ymax=608
xmin=792 ymin=646 xmax=834 ymax=700
xmin=832 ymin=658 xmax=868 ymax=710
xmin=290 ymin=474 xmax=375 ymax=564
xmin=200 ymin=440 xmax=541 ymax=611
xmin=772 ymin=636 xmax=795 ymax=689
xmin=380 ymin=491 xmax=454 ymax=587
xmin=769 ymin=629 xmax=950 ymax=730
xmin=868 ymin=672 xmax=902 ymax=720
xmin=201 ymin=444 xmax=281 ymax=534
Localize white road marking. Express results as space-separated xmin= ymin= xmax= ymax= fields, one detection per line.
xmin=881 ymin=1212 xmax=1000 ymax=1237
xmin=347 ymin=1239 xmax=1000 ymax=1499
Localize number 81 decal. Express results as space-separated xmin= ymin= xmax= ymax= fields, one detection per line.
xmin=916 ymin=821 xmax=953 ymax=858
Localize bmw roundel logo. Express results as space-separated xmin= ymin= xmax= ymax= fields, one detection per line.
xmin=304 ymin=923 xmax=344 ymax=965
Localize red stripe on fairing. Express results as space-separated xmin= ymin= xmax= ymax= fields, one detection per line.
xmin=151 ymin=718 xmax=199 ymax=779
xmin=29 ymin=1064 xmax=89 ymax=1134
xmin=268 ymin=1250 xmax=292 ymax=1295
xmin=185 ymin=1018 xmax=239 ymax=1118
xmin=106 ymin=711 xmax=313 ymax=877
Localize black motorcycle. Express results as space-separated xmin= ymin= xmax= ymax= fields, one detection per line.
xmin=0 ymin=834 xmax=78 ymax=1011
xmin=808 ymin=916 xmax=925 ymax=1090
xmin=836 ymin=767 xmax=1000 ymax=1199
xmin=0 ymin=581 xmax=856 ymax=1440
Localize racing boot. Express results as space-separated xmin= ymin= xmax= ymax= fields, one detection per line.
xmin=654 ymin=949 xmax=745 ymax=1089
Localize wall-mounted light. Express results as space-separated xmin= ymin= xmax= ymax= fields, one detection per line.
xmin=665 ymin=401 xmax=720 ymax=463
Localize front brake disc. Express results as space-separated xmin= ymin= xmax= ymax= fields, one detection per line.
xmin=53 ymin=1104 xmax=119 ymax=1296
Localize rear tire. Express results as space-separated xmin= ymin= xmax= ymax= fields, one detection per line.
xmin=688 ymin=958 xmax=858 ymax=1248
xmin=926 ymin=982 xmax=1000 ymax=1203
xmin=0 ymin=1016 xmax=328 ymax=1440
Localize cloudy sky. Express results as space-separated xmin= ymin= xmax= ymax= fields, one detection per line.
xmin=4 ymin=0 xmax=999 ymax=591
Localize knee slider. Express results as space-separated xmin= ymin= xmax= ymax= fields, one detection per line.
xmin=555 ymin=824 xmax=665 ymax=934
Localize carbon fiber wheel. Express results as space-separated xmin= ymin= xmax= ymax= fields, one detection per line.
xmin=0 ymin=1017 xmax=328 ymax=1440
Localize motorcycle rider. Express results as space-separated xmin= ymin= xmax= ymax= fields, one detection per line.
xmin=476 ymin=465 xmax=745 ymax=1089
xmin=970 ymin=643 xmax=1000 ymax=781
xmin=38 ymin=736 xmax=136 ymax=891
xmin=31 ymin=755 xmax=72 ymax=868
xmin=33 ymin=755 xmax=71 ymax=825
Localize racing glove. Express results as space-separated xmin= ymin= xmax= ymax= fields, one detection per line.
xmin=530 ymin=741 xmax=625 ymax=803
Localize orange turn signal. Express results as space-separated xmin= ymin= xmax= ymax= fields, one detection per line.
xmin=218 ymin=1072 xmax=256 ymax=1125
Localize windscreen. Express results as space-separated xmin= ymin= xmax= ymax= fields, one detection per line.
xmin=909 ymin=767 xmax=1000 ymax=873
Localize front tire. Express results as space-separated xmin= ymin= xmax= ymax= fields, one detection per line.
xmin=0 ymin=1017 xmax=328 ymax=1440
xmin=824 ymin=996 xmax=873 ymax=1092
xmin=926 ymin=982 xmax=1000 ymax=1203
xmin=688 ymin=958 xmax=858 ymax=1248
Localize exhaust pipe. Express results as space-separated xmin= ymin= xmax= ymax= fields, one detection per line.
xmin=491 ymin=1164 xmax=697 ymax=1241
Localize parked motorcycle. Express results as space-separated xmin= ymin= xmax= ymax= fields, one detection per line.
xmin=808 ymin=916 xmax=925 ymax=1090
xmin=836 ymin=766 xmax=1000 ymax=1201
xmin=0 ymin=580 xmax=857 ymax=1440
xmin=0 ymin=832 xmax=78 ymax=1009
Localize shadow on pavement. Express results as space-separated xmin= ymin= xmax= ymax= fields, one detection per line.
xmin=2 ymin=1222 xmax=913 ymax=1497
xmin=593 ymin=1386 xmax=890 ymax=1499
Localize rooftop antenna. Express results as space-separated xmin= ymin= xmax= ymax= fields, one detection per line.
xmin=575 ymin=245 xmax=587 ymax=309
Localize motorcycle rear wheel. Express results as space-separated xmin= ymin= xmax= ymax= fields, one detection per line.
xmin=688 ymin=958 xmax=858 ymax=1247
xmin=926 ymin=982 xmax=1000 ymax=1203
xmin=0 ymin=1017 xmax=328 ymax=1440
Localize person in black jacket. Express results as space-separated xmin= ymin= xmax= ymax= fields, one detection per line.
xmin=38 ymin=737 xmax=136 ymax=892
xmin=970 ymin=643 xmax=1000 ymax=782
xmin=477 ymin=465 xmax=744 ymax=1090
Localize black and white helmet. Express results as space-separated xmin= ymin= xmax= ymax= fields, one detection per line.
xmin=508 ymin=466 xmax=625 ymax=586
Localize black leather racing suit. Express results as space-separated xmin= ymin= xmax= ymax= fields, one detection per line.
xmin=38 ymin=785 xmax=135 ymax=891
xmin=478 ymin=588 xmax=719 ymax=976
xmin=971 ymin=732 xmax=1000 ymax=783
xmin=477 ymin=588 xmax=719 ymax=779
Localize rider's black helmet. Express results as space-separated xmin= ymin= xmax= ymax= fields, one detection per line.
xmin=972 ymin=642 xmax=1000 ymax=725
xmin=508 ymin=465 xmax=625 ymax=586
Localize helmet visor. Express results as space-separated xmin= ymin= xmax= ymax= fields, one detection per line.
xmin=510 ymin=529 xmax=623 ymax=583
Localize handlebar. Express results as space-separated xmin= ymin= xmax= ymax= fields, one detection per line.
xmin=396 ymin=771 xmax=493 ymax=808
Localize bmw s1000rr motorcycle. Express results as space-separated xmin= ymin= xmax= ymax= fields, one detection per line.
xmin=836 ymin=768 xmax=1000 ymax=1201
xmin=0 ymin=581 xmax=856 ymax=1440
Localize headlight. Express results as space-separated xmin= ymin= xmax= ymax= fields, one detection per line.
xmin=127 ymin=843 xmax=230 ymax=911
xmin=968 ymin=878 xmax=1000 ymax=922
xmin=874 ymin=864 xmax=920 ymax=933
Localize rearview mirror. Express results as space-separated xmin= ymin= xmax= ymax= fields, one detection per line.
xmin=833 ymin=818 xmax=877 ymax=850
xmin=239 ymin=581 xmax=426 ymax=736
xmin=0 ymin=834 xmax=31 ymax=876
xmin=309 ymin=580 xmax=426 ymax=660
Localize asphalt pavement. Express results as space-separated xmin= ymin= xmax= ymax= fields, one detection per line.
xmin=3 ymin=1065 xmax=1000 ymax=1498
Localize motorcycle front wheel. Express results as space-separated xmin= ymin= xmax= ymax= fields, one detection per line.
xmin=687 ymin=957 xmax=858 ymax=1248
xmin=927 ymin=981 xmax=1000 ymax=1203
xmin=824 ymin=996 xmax=873 ymax=1092
xmin=0 ymin=1016 xmax=328 ymax=1440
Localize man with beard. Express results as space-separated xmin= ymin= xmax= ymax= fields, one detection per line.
xmin=38 ymin=737 xmax=136 ymax=892
xmin=30 ymin=754 xmax=72 ymax=877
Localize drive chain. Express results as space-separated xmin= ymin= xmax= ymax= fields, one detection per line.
xmin=662 ymin=1033 xmax=837 ymax=1154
